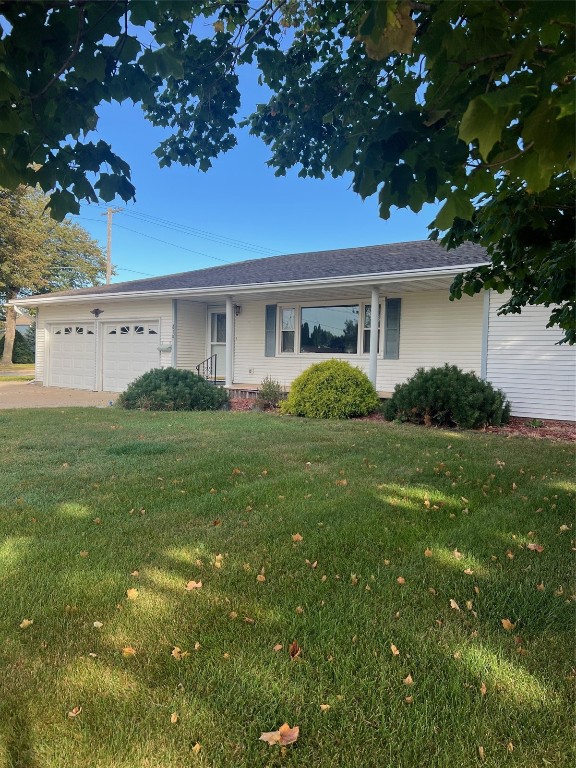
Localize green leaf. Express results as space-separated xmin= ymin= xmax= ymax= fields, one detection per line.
xmin=433 ymin=190 xmax=474 ymax=230
xmin=459 ymin=97 xmax=506 ymax=160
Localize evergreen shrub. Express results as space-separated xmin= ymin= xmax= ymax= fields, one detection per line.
xmin=383 ymin=364 xmax=511 ymax=429
xmin=117 ymin=367 xmax=229 ymax=411
xmin=255 ymin=376 xmax=285 ymax=410
xmin=280 ymin=360 xmax=380 ymax=419
xmin=0 ymin=329 xmax=35 ymax=363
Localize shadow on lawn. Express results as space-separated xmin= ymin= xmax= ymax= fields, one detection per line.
xmin=0 ymin=696 xmax=40 ymax=768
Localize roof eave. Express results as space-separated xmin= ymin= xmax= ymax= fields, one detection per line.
xmin=11 ymin=263 xmax=488 ymax=307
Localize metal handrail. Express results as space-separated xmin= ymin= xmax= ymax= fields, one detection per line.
xmin=195 ymin=354 xmax=217 ymax=383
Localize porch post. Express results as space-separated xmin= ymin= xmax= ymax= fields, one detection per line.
xmin=368 ymin=286 xmax=379 ymax=387
xmin=225 ymin=295 xmax=234 ymax=387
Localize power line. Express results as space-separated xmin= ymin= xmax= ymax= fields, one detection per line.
xmin=78 ymin=216 xmax=232 ymax=264
xmin=92 ymin=203 xmax=280 ymax=256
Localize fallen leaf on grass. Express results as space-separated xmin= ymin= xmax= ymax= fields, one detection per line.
xmin=67 ymin=706 xmax=82 ymax=718
xmin=244 ymin=616 xmax=255 ymax=624
xmin=391 ymin=644 xmax=400 ymax=656
xmin=259 ymin=723 xmax=299 ymax=746
xmin=93 ymin=621 xmax=103 ymax=629
xmin=185 ymin=580 xmax=203 ymax=591
xmin=170 ymin=712 xmax=179 ymax=724
xmin=478 ymin=745 xmax=485 ymax=761
xmin=404 ymin=696 xmax=413 ymax=704
xmin=480 ymin=681 xmax=487 ymax=696
xmin=463 ymin=568 xmax=474 ymax=575
xmin=171 ymin=646 xmax=190 ymax=660
xmin=396 ymin=576 xmax=406 ymax=585
xmin=424 ymin=548 xmax=433 ymax=557
xmin=257 ymin=574 xmax=266 ymax=583
xmin=273 ymin=644 xmax=283 ymax=652
xmin=191 ymin=742 xmax=201 ymax=754
xmin=122 ymin=646 xmax=136 ymax=657
xmin=19 ymin=619 xmax=33 ymax=629
xmin=527 ymin=543 xmax=544 ymax=553
xmin=305 ymin=559 xmax=318 ymax=569
xmin=214 ymin=554 xmax=224 ymax=568
xmin=351 ymin=574 xmax=359 ymax=585
xmin=452 ymin=549 xmax=463 ymax=560
xmin=320 ymin=704 xmax=331 ymax=712
xmin=403 ymin=674 xmax=414 ymax=686
xmin=289 ymin=640 xmax=302 ymax=659
xmin=291 ymin=533 xmax=303 ymax=542
xmin=126 ymin=588 xmax=139 ymax=600
xmin=79 ymin=551 xmax=89 ymax=558
xmin=501 ymin=618 xmax=516 ymax=631
xmin=295 ymin=606 xmax=304 ymax=615
xmin=450 ymin=599 xmax=460 ymax=611
xmin=130 ymin=570 xmax=140 ymax=577
xmin=536 ymin=582 xmax=545 ymax=591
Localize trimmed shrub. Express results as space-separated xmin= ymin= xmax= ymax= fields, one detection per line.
xmin=383 ymin=364 xmax=511 ymax=429
xmin=280 ymin=360 xmax=380 ymax=419
xmin=117 ymin=367 xmax=229 ymax=411
xmin=255 ymin=376 xmax=285 ymax=410
xmin=0 ymin=329 xmax=35 ymax=363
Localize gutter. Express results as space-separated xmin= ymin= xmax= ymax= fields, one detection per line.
xmin=10 ymin=263 xmax=489 ymax=308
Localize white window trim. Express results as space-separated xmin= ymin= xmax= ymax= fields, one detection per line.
xmin=277 ymin=301 xmax=382 ymax=357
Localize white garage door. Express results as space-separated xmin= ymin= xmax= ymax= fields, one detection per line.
xmin=102 ymin=322 xmax=161 ymax=392
xmin=48 ymin=324 xmax=96 ymax=390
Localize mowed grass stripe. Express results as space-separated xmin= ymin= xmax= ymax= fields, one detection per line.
xmin=0 ymin=409 xmax=573 ymax=768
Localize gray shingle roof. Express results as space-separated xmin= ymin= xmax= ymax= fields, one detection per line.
xmin=37 ymin=240 xmax=487 ymax=299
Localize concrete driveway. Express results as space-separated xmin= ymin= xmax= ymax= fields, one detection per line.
xmin=0 ymin=380 xmax=119 ymax=409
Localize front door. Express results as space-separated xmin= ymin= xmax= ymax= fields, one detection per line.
xmin=209 ymin=310 xmax=226 ymax=380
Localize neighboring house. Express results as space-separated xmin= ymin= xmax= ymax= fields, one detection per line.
xmin=12 ymin=241 xmax=576 ymax=420
xmin=0 ymin=309 xmax=34 ymax=339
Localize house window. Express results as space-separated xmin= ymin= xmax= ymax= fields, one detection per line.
xmin=134 ymin=326 xmax=144 ymax=335
xmin=281 ymin=308 xmax=295 ymax=353
xmin=76 ymin=326 xmax=84 ymax=334
xmin=363 ymin=305 xmax=381 ymax=354
xmin=64 ymin=327 xmax=72 ymax=335
xmin=120 ymin=326 xmax=130 ymax=335
xmin=300 ymin=305 xmax=359 ymax=354
xmin=108 ymin=328 xmax=117 ymax=335
xmin=87 ymin=329 xmax=94 ymax=335
xmin=148 ymin=327 xmax=158 ymax=335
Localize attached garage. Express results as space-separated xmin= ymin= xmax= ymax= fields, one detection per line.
xmin=102 ymin=321 xmax=161 ymax=392
xmin=45 ymin=318 xmax=164 ymax=392
xmin=48 ymin=323 xmax=96 ymax=390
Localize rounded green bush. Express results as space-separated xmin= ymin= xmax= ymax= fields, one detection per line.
xmin=117 ymin=367 xmax=229 ymax=411
xmin=280 ymin=360 xmax=380 ymax=419
xmin=0 ymin=329 xmax=34 ymax=363
xmin=383 ymin=364 xmax=511 ymax=429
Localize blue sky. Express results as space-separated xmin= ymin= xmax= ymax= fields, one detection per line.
xmin=75 ymin=66 xmax=439 ymax=283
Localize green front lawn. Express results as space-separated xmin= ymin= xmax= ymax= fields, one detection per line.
xmin=0 ymin=409 xmax=573 ymax=768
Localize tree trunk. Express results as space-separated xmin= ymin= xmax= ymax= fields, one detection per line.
xmin=1 ymin=303 xmax=17 ymax=365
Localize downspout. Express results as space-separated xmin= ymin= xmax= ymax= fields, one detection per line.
xmin=225 ymin=296 xmax=234 ymax=387
xmin=480 ymin=290 xmax=490 ymax=380
xmin=172 ymin=299 xmax=178 ymax=368
xmin=368 ymin=286 xmax=379 ymax=387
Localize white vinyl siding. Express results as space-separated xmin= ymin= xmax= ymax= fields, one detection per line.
xmin=175 ymin=300 xmax=206 ymax=370
xmin=35 ymin=299 xmax=173 ymax=390
xmin=233 ymin=291 xmax=483 ymax=392
xmin=486 ymin=293 xmax=576 ymax=420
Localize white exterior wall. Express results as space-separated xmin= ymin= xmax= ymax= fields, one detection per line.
xmin=486 ymin=294 xmax=576 ymax=420
xmin=174 ymin=300 xmax=207 ymax=370
xmin=36 ymin=298 xmax=173 ymax=389
xmin=233 ymin=291 xmax=483 ymax=392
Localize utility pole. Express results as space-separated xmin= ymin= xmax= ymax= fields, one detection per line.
xmin=101 ymin=207 xmax=123 ymax=284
